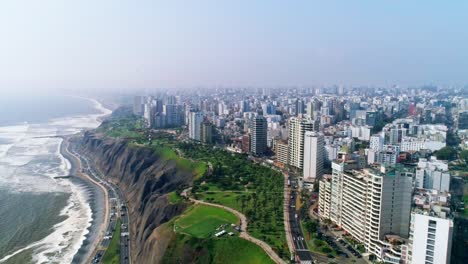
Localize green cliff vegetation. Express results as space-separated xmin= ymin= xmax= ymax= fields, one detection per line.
xmin=96 ymin=111 xmax=286 ymax=260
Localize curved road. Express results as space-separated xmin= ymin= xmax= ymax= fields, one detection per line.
xmin=186 ymin=195 xmax=286 ymax=264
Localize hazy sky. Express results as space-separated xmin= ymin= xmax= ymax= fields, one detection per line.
xmin=0 ymin=1 xmax=467 ymax=93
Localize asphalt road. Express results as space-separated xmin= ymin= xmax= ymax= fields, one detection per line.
xmin=288 ymin=178 xmax=314 ymax=264
xmin=70 ymin=145 xmax=131 ymax=264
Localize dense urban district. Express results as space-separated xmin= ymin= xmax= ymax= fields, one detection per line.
xmin=93 ymin=86 xmax=467 ymax=264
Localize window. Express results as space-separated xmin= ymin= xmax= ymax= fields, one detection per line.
xmin=427 ymin=239 xmax=435 ymax=246
xmin=427 ymin=245 xmax=435 ymax=251
xmin=428 ymin=234 xmax=435 ymax=239
xmin=426 ymin=250 xmax=434 ymax=257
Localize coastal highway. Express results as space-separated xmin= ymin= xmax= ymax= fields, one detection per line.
xmin=68 ymin=143 xmax=131 ymax=264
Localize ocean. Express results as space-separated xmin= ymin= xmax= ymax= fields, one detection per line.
xmin=0 ymin=95 xmax=111 ymax=264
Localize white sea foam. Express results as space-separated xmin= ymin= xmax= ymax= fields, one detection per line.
xmin=0 ymin=97 xmax=112 ymax=264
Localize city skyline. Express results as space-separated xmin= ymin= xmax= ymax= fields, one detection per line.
xmin=1 ymin=1 xmax=468 ymax=94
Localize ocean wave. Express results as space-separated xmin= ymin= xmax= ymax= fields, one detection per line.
xmin=0 ymin=97 xmax=111 ymax=264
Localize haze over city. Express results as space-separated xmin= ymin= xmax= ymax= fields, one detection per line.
xmin=1 ymin=0 xmax=468 ymax=94
xmin=0 ymin=2 xmax=467 ymax=264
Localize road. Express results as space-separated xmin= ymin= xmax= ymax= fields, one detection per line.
xmin=288 ymin=177 xmax=314 ymax=264
xmin=68 ymin=142 xmax=131 ymax=264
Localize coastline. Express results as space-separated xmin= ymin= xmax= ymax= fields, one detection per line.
xmin=58 ymin=98 xmax=113 ymax=264
xmin=59 ymin=137 xmax=108 ymax=264
xmin=61 ymin=136 xmax=113 ymax=264
xmin=0 ymin=96 xmax=113 ymax=264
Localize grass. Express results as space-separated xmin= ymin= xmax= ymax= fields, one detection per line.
xmin=102 ymin=218 xmax=121 ymax=264
xmin=164 ymin=204 xmax=274 ymax=263
xmin=96 ymin=116 xmax=146 ymax=144
xmin=162 ymin=234 xmax=275 ymax=264
xmin=154 ymin=146 xmax=207 ymax=179
xmin=175 ymin=205 xmax=239 ymax=238
xmin=211 ymin=236 xmax=275 ymax=264
xmin=196 ymin=191 xmax=247 ymax=212
xmin=168 ymin=191 xmax=183 ymax=204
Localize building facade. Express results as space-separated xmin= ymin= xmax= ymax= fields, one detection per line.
xmin=288 ymin=117 xmax=314 ymax=169
xmin=303 ymin=132 xmax=324 ymax=182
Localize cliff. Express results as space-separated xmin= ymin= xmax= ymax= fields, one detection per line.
xmin=78 ymin=132 xmax=193 ymax=264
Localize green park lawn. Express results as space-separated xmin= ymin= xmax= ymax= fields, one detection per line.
xmin=175 ymin=205 xmax=239 ymax=238
xmin=102 ymin=218 xmax=121 ymax=264
xmin=196 ymin=191 xmax=245 ymax=212
xmin=211 ymin=237 xmax=275 ymax=264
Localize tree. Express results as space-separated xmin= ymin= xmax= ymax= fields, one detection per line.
xmin=446 ymin=131 xmax=460 ymax=146
xmin=435 ymin=146 xmax=457 ymax=161
xmin=304 ymin=220 xmax=318 ymax=236
xmin=460 ymin=150 xmax=468 ymax=164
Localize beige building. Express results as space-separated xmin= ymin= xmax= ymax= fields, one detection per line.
xmin=288 ymin=117 xmax=316 ymax=169
xmin=318 ymin=163 xmax=414 ymax=262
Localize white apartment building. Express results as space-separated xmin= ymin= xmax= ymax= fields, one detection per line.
xmin=189 ymin=111 xmax=204 ymax=141
xmin=415 ymin=157 xmax=450 ymax=192
xmin=318 ymin=163 xmax=413 ymax=262
xmin=350 ymin=125 xmax=372 ymax=141
xmin=303 ymin=132 xmax=324 ymax=183
xmin=370 ymin=134 xmax=384 ymax=151
xmin=400 ymin=137 xmax=446 ymax=152
xmin=318 ymin=175 xmax=332 ymax=219
xmin=324 ymin=144 xmax=339 ymax=163
xmin=367 ymin=145 xmax=400 ymax=166
xmin=407 ymin=190 xmax=453 ymax=264
xmin=288 ymin=117 xmax=315 ymax=169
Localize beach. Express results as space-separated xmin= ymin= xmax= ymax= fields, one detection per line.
xmin=0 ymin=96 xmax=112 ymax=264
xmin=60 ymin=136 xmax=110 ymax=264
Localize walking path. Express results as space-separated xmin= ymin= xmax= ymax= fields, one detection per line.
xmin=282 ymin=174 xmax=295 ymax=257
xmin=182 ymin=189 xmax=286 ymax=264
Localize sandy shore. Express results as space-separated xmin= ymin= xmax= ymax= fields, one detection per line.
xmin=60 ymin=137 xmax=110 ymax=264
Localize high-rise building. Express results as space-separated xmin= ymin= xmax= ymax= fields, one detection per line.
xmin=133 ymin=96 xmax=144 ymax=115
xmin=262 ymin=103 xmax=276 ymax=115
xmin=407 ymin=189 xmax=453 ymax=264
xmin=250 ymin=115 xmax=268 ymax=155
xmin=275 ymin=140 xmax=288 ymax=165
xmin=319 ymin=164 xmax=413 ymax=261
xmin=288 ymin=117 xmax=314 ymax=169
xmin=201 ymin=121 xmax=214 ymax=144
xmin=189 ymin=111 xmax=204 ymax=141
xmin=415 ymin=157 xmax=450 ymax=192
xmin=163 ymin=104 xmax=184 ymax=127
xmin=240 ymin=100 xmax=250 ymax=113
xmin=370 ymin=134 xmax=384 ymax=151
xmin=303 ymin=132 xmax=324 ymax=182
xmin=295 ymin=99 xmax=305 ymax=115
